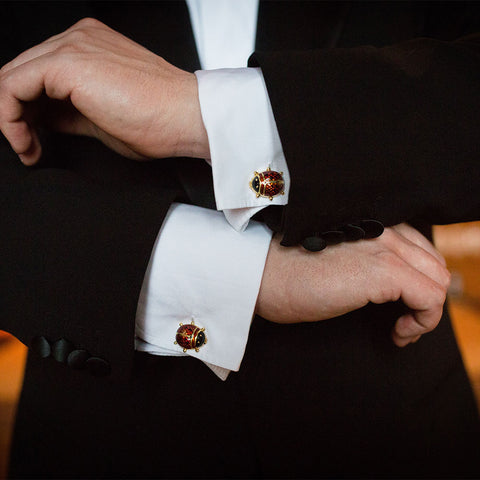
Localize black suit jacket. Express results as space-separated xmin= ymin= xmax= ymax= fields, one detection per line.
xmin=1 ymin=2 xmax=480 ymax=477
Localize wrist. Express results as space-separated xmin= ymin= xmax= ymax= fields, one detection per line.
xmin=173 ymin=73 xmax=210 ymax=159
xmin=255 ymin=235 xmax=284 ymax=320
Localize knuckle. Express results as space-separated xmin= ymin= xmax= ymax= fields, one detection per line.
xmin=423 ymin=319 xmax=439 ymax=333
xmin=431 ymin=282 xmax=447 ymax=304
xmin=378 ymin=227 xmax=395 ymax=244
xmin=75 ymin=17 xmax=104 ymax=29
xmin=55 ymin=43 xmax=80 ymax=55
xmin=64 ymin=29 xmax=91 ymax=46
xmin=444 ymin=268 xmax=452 ymax=288
xmin=423 ymin=318 xmax=437 ymax=332
xmin=419 ymin=286 xmax=446 ymax=332
xmin=376 ymin=249 xmax=403 ymax=270
xmin=0 ymin=61 xmax=12 ymax=74
xmin=438 ymin=281 xmax=448 ymax=301
xmin=425 ymin=259 xmax=450 ymax=290
xmin=420 ymin=316 xmax=438 ymax=334
xmin=0 ymin=69 xmax=12 ymax=92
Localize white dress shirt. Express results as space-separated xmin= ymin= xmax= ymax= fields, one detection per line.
xmin=135 ymin=0 xmax=289 ymax=380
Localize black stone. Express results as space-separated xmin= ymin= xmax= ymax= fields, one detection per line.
xmin=302 ymin=236 xmax=327 ymax=252
xmin=252 ymin=176 xmax=260 ymax=193
xmin=52 ymin=338 xmax=75 ymax=363
xmin=31 ymin=336 xmax=51 ymax=358
xmin=321 ymin=230 xmax=346 ymax=245
xmin=196 ymin=331 xmax=206 ymax=348
xmin=343 ymin=224 xmax=366 ymax=241
xmin=86 ymin=357 xmax=111 ymax=377
xmin=67 ymin=349 xmax=91 ymax=369
xmin=359 ymin=220 xmax=384 ymax=238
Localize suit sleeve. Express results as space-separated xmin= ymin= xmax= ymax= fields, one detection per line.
xmin=250 ymin=34 xmax=480 ymax=246
xmin=0 ymin=138 xmax=180 ymax=380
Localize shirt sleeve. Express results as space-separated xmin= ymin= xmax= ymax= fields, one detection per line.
xmin=135 ymin=202 xmax=273 ymax=380
xmin=195 ymin=67 xmax=290 ymax=232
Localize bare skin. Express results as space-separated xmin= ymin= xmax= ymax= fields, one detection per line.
xmin=0 ymin=19 xmax=451 ymax=346
xmin=257 ymin=223 xmax=450 ymax=346
xmin=0 ymin=18 xmax=210 ymax=164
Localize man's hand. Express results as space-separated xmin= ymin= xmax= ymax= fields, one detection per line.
xmin=257 ymin=224 xmax=451 ymax=347
xmin=0 ymin=18 xmax=209 ymax=165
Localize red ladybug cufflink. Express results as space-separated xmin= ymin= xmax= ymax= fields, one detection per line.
xmin=250 ymin=167 xmax=285 ymax=200
xmin=174 ymin=320 xmax=207 ymax=353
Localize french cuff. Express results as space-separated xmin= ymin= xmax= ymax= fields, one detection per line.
xmin=135 ymin=203 xmax=272 ymax=380
xmin=195 ymin=67 xmax=290 ymax=231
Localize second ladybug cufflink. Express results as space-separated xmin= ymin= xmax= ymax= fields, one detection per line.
xmin=174 ymin=320 xmax=207 ymax=353
xmin=250 ymin=167 xmax=285 ymax=200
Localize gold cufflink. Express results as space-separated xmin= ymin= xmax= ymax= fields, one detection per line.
xmin=174 ymin=320 xmax=207 ymax=353
xmin=250 ymin=167 xmax=285 ymax=200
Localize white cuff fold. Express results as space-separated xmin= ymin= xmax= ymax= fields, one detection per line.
xmin=195 ymin=67 xmax=290 ymax=231
xmin=135 ymin=203 xmax=272 ymax=379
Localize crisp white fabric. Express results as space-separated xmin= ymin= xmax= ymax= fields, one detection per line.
xmin=135 ymin=0 xmax=287 ymax=379
xmin=186 ymin=0 xmax=258 ymax=70
xmin=135 ymin=203 xmax=273 ymax=379
xmin=196 ymin=68 xmax=290 ymax=231
xmin=188 ymin=0 xmax=289 ymax=232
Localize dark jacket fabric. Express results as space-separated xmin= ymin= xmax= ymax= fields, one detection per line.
xmin=1 ymin=1 xmax=479 ymax=478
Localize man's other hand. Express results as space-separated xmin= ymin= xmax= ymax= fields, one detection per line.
xmin=0 ymin=18 xmax=210 ymax=165
xmin=257 ymin=224 xmax=451 ymax=347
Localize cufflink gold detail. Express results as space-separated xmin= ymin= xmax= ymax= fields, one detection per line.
xmin=174 ymin=320 xmax=207 ymax=353
xmin=250 ymin=167 xmax=285 ymax=200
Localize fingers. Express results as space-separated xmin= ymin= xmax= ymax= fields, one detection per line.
xmin=1 ymin=39 xmax=62 ymax=75
xmin=394 ymin=258 xmax=447 ymax=346
xmin=372 ymin=226 xmax=450 ymax=347
xmin=383 ymin=258 xmax=447 ymax=346
xmin=0 ymin=18 xmax=109 ymax=75
xmin=0 ymin=18 xmax=102 ymax=164
xmin=0 ymin=37 xmax=91 ymax=163
xmin=391 ymin=223 xmax=446 ymax=266
xmin=1 ymin=120 xmax=42 ymax=165
xmin=380 ymin=227 xmax=450 ymax=291
xmin=0 ymin=55 xmax=60 ymax=164
xmin=0 ymin=17 xmax=154 ymax=164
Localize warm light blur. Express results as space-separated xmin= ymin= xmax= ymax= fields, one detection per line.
xmin=434 ymin=222 xmax=480 ymax=412
xmin=0 ymin=332 xmax=27 ymax=479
